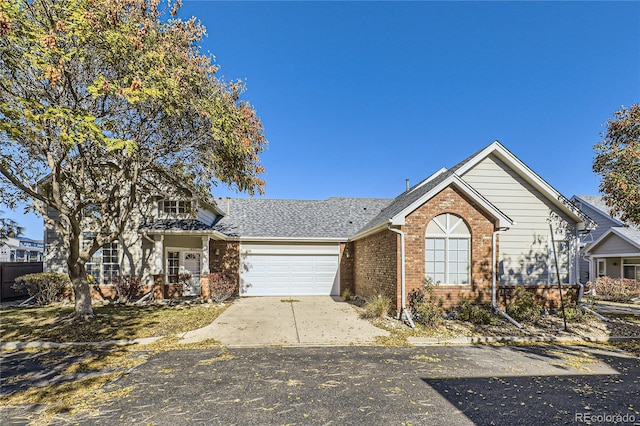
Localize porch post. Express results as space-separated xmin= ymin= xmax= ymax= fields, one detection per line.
xmin=201 ymin=236 xmax=210 ymax=275
xmin=201 ymin=236 xmax=210 ymax=300
xmin=153 ymin=235 xmax=164 ymax=275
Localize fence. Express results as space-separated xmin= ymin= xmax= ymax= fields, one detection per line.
xmin=0 ymin=262 xmax=43 ymax=302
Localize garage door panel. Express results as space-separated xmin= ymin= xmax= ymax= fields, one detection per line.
xmin=240 ymin=246 xmax=339 ymax=296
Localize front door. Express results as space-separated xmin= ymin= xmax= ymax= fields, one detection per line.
xmin=182 ymin=252 xmax=201 ymax=296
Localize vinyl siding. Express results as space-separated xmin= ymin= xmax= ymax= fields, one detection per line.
xmin=575 ymin=200 xmax=625 ymax=283
xmin=460 ymin=154 xmax=577 ymax=285
xmin=590 ymin=234 xmax=639 ymax=256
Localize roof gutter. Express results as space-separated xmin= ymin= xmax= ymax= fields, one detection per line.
xmin=349 ymin=221 xmax=390 ymax=242
xmin=388 ymin=225 xmax=415 ymax=328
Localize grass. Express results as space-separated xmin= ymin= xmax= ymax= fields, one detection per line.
xmin=0 ymin=302 xmax=229 ymax=343
xmin=0 ymin=303 xmax=231 ymax=424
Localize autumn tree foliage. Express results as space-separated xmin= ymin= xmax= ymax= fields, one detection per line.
xmin=0 ymin=0 xmax=266 ymax=318
xmin=593 ymin=104 xmax=640 ymax=226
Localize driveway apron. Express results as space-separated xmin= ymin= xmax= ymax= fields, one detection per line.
xmin=179 ymin=296 xmax=389 ymax=346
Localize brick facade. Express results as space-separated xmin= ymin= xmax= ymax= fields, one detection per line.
xmin=402 ymin=186 xmax=496 ymax=309
xmin=209 ymin=240 xmax=240 ymax=294
xmin=353 ymin=229 xmax=399 ymax=307
xmin=498 ymin=285 xmax=580 ymax=310
xmin=339 ymin=242 xmax=355 ymax=295
xmin=353 ymin=185 xmax=498 ymax=311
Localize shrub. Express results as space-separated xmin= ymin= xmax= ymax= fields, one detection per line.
xmin=592 ymin=277 xmax=640 ymax=302
xmin=207 ymin=272 xmax=236 ymax=303
xmin=507 ymin=287 xmax=542 ymax=323
xmin=414 ymin=301 xmax=444 ymax=327
xmin=409 ymin=277 xmax=444 ymax=327
xmin=341 ymin=288 xmax=352 ymax=301
xmin=359 ymin=294 xmax=392 ymax=319
xmin=112 ymin=275 xmax=143 ymax=303
xmin=13 ymin=272 xmax=69 ymax=306
xmin=456 ymin=299 xmax=497 ymax=325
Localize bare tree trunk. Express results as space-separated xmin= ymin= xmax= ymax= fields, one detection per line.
xmin=68 ymin=231 xmax=94 ymax=319
xmin=69 ymin=262 xmax=93 ymax=318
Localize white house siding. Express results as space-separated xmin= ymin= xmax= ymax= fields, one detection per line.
xmin=196 ymin=208 xmax=217 ymax=226
xmin=44 ymin=205 xmax=154 ymax=286
xmin=460 ymin=154 xmax=577 ymax=285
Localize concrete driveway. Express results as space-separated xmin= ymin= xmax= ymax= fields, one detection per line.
xmin=180 ymin=296 xmax=389 ymax=347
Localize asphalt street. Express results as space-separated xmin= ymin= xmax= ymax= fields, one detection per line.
xmin=2 ymin=344 xmax=639 ymax=425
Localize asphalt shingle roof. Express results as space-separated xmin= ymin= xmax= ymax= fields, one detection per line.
xmin=139 ymin=219 xmax=214 ymax=232
xmin=212 ymin=197 xmax=392 ymax=239
xmin=575 ymin=196 xmax=619 ymax=220
xmin=357 ymin=146 xmax=482 ymax=234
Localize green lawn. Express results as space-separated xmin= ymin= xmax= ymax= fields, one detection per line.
xmin=0 ymin=303 xmax=228 ymax=343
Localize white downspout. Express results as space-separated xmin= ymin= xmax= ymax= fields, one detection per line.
xmin=492 ymin=229 xmax=523 ymax=328
xmin=388 ymin=225 xmax=415 ymax=328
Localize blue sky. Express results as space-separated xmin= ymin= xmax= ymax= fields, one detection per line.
xmin=4 ymin=1 xmax=639 ymax=240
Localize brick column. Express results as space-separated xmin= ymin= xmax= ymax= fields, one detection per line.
xmin=152 ymin=274 xmax=165 ymax=300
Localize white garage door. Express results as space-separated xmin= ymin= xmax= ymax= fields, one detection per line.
xmin=240 ymin=243 xmax=340 ymax=296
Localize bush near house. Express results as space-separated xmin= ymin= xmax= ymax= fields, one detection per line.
xmin=591 ymin=277 xmax=640 ymax=302
xmin=506 ymin=286 xmax=542 ymax=323
xmin=13 ymin=272 xmax=69 ymax=306
xmin=112 ymin=275 xmax=143 ymax=303
xmin=207 ymin=272 xmax=236 ymax=303
xmin=456 ymin=299 xmax=497 ymax=325
xmin=359 ymin=294 xmax=392 ymax=319
xmin=408 ymin=278 xmax=445 ymax=327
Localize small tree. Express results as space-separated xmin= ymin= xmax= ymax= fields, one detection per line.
xmin=593 ymin=104 xmax=640 ymax=226
xmin=0 ymin=0 xmax=266 ymax=319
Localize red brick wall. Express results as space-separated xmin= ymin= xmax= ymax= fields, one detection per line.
xmin=498 ymin=285 xmax=580 ymax=309
xmin=402 ymin=186 xmax=496 ymax=309
xmin=339 ymin=242 xmax=355 ymax=295
xmin=353 ymin=229 xmax=399 ymax=307
xmin=209 ymin=240 xmax=240 ymax=294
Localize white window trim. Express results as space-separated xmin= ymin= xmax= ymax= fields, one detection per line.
xmin=623 ymin=258 xmax=640 ymax=281
xmin=548 ymin=238 xmax=570 ymax=284
xmin=164 ymin=247 xmax=203 ymax=284
xmin=597 ymin=259 xmax=606 ymax=278
xmin=425 ymin=213 xmax=471 ymax=286
xmin=158 ymin=200 xmax=193 ymax=217
xmin=82 ymin=233 xmax=121 ymax=285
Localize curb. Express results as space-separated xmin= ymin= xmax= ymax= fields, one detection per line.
xmin=408 ymin=335 xmax=640 ymax=346
xmin=0 ymin=336 xmax=163 ymax=350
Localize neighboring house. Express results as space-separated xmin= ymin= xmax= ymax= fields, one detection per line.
xmin=0 ymin=236 xmax=44 ymax=263
xmin=45 ymin=141 xmax=595 ymax=309
xmin=572 ymin=195 xmax=640 ymax=283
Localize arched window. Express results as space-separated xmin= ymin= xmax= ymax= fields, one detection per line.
xmin=425 ymin=213 xmax=471 ymax=285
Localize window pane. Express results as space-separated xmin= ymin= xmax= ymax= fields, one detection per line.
xmin=426 ymin=239 xmax=434 ymax=250
xmin=449 ymin=239 xmax=458 ymax=250
xmin=435 ymin=239 xmax=445 ymax=250
xmin=435 ymin=251 xmax=445 ymax=262
xmin=458 ymin=239 xmax=469 ymax=250
xmin=435 ymin=262 xmax=445 ymax=273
